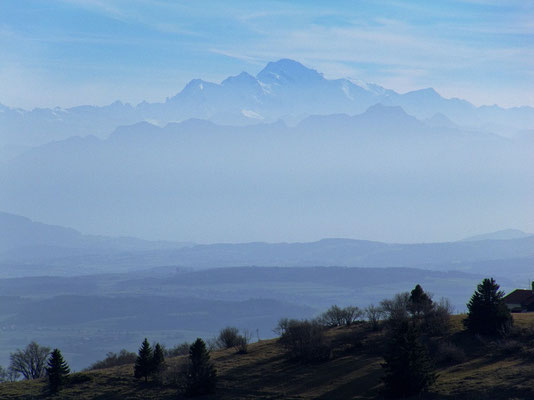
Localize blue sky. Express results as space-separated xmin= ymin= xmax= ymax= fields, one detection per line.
xmin=0 ymin=0 xmax=532 ymax=109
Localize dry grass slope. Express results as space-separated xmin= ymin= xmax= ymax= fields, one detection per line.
xmin=1 ymin=314 xmax=534 ymax=399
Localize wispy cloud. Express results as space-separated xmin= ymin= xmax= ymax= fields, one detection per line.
xmin=208 ymin=49 xmax=265 ymax=66
xmin=58 ymin=0 xmax=203 ymax=36
xmin=0 ymin=0 xmax=532 ymax=108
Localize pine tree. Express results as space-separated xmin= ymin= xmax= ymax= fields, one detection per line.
xmin=151 ymin=343 xmax=165 ymax=379
xmin=464 ymin=278 xmax=513 ymax=336
xmin=134 ymin=338 xmax=153 ymax=382
xmin=46 ymin=349 xmax=70 ymax=393
xmin=184 ymin=338 xmax=217 ymax=397
xmin=382 ymin=320 xmax=436 ymax=397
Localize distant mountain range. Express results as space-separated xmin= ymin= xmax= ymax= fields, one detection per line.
xmin=1 ymin=211 xmax=533 ymax=280
xmin=1 ymin=59 xmax=532 ymax=248
xmin=0 ymin=211 xmax=191 ymax=260
xmin=1 ymin=100 xmax=532 ymax=247
xmin=1 ymin=59 xmax=533 ymax=148
xmin=461 ymin=229 xmax=533 ymax=242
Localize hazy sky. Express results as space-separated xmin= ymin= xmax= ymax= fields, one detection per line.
xmin=0 ymin=0 xmax=532 ymax=109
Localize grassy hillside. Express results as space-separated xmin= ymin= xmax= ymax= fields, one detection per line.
xmin=0 ymin=266 xmax=494 ymax=370
xmin=1 ymin=314 xmax=534 ymax=399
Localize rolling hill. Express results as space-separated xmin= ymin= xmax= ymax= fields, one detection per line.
xmin=1 ymin=314 xmax=534 ymax=399
xmin=0 ymin=211 xmax=191 ymax=261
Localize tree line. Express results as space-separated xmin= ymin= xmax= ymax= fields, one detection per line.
xmin=0 ymin=277 xmax=513 ymax=398
xmin=274 ymin=278 xmax=513 ymax=398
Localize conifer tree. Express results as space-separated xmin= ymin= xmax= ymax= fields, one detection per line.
xmin=151 ymin=343 xmax=165 ymax=379
xmin=46 ymin=349 xmax=70 ymax=393
xmin=134 ymin=338 xmax=153 ymax=382
xmin=409 ymin=284 xmax=433 ymax=318
xmin=184 ymin=338 xmax=217 ymax=396
xmin=464 ymin=278 xmax=513 ymax=335
xmin=382 ymin=320 xmax=436 ymax=397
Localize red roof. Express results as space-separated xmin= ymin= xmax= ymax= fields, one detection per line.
xmin=503 ymin=289 xmax=534 ymax=305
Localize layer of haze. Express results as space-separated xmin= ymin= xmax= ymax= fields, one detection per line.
xmin=0 ymin=2 xmax=533 ymax=244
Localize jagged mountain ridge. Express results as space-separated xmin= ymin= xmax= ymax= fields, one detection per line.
xmin=1 ymin=59 xmax=533 ymax=148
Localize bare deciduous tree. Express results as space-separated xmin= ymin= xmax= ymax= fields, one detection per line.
xmin=9 ymin=341 xmax=51 ymax=380
xmin=380 ymin=292 xmax=411 ymax=328
xmin=365 ymin=304 xmax=385 ymax=331
xmin=319 ymin=305 xmax=362 ymax=327
xmin=278 ymin=319 xmax=330 ymax=362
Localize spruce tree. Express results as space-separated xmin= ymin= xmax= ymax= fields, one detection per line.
xmin=134 ymin=338 xmax=153 ymax=382
xmin=184 ymin=338 xmax=217 ymax=397
xmin=464 ymin=278 xmax=513 ymax=336
xmin=151 ymin=343 xmax=165 ymax=379
xmin=382 ymin=320 xmax=436 ymax=397
xmin=46 ymin=349 xmax=70 ymax=393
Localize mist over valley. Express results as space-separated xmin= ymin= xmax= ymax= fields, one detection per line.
xmin=1 ymin=2 xmax=533 ymax=397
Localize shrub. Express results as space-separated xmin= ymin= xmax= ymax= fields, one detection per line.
xmin=423 ymin=298 xmax=453 ymax=336
xmin=216 ymin=327 xmax=241 ymax=349
xmin=235 ymin=330 xmax=252 ymax=354
xmin=435 ymin=342 xmax=466 ymax=364
xmin=88 ymin=349 xmax=136 ymax=370
xmin=162 ymin=361 xmax=185 ymax=386
xmin=206 ymin=338 xmax=219 ymax=352
xmin=274 ymin=318 xmax=294 ymax=336
xmin=278 ymin=319 xmax=330 ymax=362
xmin=332 ymin=331 xmax=363 ymax=356
xmin=164 ymin=343 xmax=190 ymax=358
xmin=215 ymin=326 xmax=252 ymax=353
xmin=217 ymin=326 xmax=245 ymax=349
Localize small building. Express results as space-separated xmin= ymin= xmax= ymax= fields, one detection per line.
xmin=503 ymin=283 xmax=534 ymax=312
